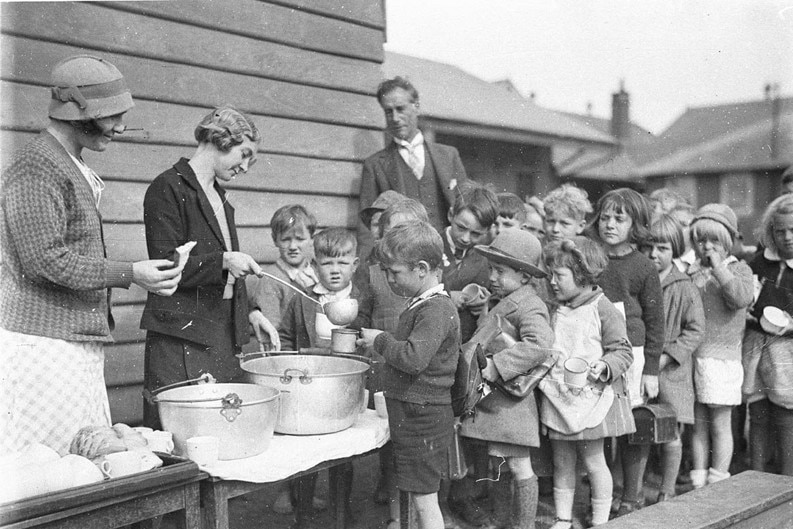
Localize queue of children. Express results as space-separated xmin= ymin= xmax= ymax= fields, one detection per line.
xmin=244 ymin=177 xmax=791 ymax=529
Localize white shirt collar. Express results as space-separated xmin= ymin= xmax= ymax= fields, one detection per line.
xmin=393 ymin=131 xmax=424 ymax=151
xmin=763 ymin=247 xmax=793 ymax=267
xmin=313 ymin=282 xmax=352 ymax=305
xmin=407 ymin=283 xmax=448 ymax=310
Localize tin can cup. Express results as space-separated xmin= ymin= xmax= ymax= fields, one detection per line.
xmin=761 ymin=306 xmax=789 ymax=335
xmin=563 ymin=357 xmax=590 ymax=390
xmin=331 ymin=328 xmax=359 ymax=353
xmin=461 ymin=284 xmax=488 ymax=304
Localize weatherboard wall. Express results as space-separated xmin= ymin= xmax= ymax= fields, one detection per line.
xmin=0 ymin=0 xmax=386 ymax=424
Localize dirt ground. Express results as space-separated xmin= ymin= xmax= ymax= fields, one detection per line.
xmin=195 ymin=451 xmax=682 ymax=529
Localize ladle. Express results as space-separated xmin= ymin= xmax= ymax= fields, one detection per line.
xmin=257 ymin=271 xmax=322 ymax=305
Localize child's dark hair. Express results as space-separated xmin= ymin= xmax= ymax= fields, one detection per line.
xmin=378 ymin=198 xmax=429 ymax=238
xmin=375 ymin=221 xmax=443 ymax=270
xmin=591 ymin=188 xmax=652 ymax=246
xmin=270 ymin=204 xmax=317 ymax=243
xmin=313 ymin=227 xmax=357 ymax=259
xmin=497 ymin=192 xmax=528 ymax=223
xmin=646 ymin=213 xmax=685 ymax=258
xmin=544 ymin=236 xmax=609 ymax=286
xmin=450 ymin=183 xmax=499 ymax=228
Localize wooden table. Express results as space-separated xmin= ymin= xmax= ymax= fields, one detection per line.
xmin=0 ymin=455 xmax=203 ymax=529
xmin=201 ymin=447 xmax=379 ymax=529
xmin=199 ymin=410 xmax=389 ymax=529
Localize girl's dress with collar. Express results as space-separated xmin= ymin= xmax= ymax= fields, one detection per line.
xmin=459 ymin=284 xmax=554 ymax=453
xmin=743 ymin=248 xmax=793 ymax=409
xmin=687 ymin=256 xmax=753 ymax=405
xmin=659 ymin=266 xmax=705 ymax=424
xmin=539 ymin=286 xmax=635 ymax=441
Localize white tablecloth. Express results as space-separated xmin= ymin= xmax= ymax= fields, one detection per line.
xmin=204 ymin=410 xmax=389 ymax=483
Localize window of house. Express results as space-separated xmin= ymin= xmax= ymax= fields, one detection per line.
xmin=719 ymin=173 xmax=755 ymax=217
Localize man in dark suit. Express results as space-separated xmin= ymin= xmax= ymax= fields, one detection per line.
xmin=359 ymin=77 xmax=467 ymax=248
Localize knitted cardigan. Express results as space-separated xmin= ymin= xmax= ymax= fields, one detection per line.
xmin=0 ymin=131 xmax=132 ymax=341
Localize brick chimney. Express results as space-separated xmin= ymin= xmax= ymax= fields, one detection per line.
xmin=611 ymin=80 xmax=630 ymax=142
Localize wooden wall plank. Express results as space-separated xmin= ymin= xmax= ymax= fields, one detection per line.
xmin=99 ymin=181 xmax=355 ymax=226
xmin=0 ymin=80 xmax=384 ymax=162
xmin=105 ymin=343 xmax=145 ymax=386
xmin=100 ymin=0 xmax=384 ymax=63
xmin=0 ymin=2 xmax=383 ymax=95
xmin=103 ymin=224 xmax=358 ymax=264
xmin=0 ymin=36 xmax=384 ymax=130
xmin=107 ymin=384 xmax=144 ymax=426
xmin=0 ymin=131 xmax=366 ymax=194
xmin=270 ymin=0 xmax=385 ymax=29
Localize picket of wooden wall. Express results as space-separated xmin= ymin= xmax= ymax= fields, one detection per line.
xmin=0 ymin=0 xmax=386 ymax=424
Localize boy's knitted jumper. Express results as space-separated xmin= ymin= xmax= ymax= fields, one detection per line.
xmin=374 ymin=294 xmax=460 ymax=405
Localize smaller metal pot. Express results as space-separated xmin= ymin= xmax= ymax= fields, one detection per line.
xmin=331 ymin=328 xmax=359 ymax=353
xmin=148 ymin=375 xmax=280 ymax=460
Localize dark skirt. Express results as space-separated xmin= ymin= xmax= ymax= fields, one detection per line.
xmin=387 ymin=398 xmax=453 ymax=494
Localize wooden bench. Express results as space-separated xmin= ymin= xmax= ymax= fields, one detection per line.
xmin=601 ymin=470 xmax=793 ymax=528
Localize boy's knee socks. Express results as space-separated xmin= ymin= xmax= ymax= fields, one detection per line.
xmin=513 ymin=476 xmax=538 ymax=529
xmin=490 ymin=470 xmax=513 ymax=527
xmin=707 ymin=467 xmax=730 ymax=484
xmin=690 ymin=468 xmax=708 ymax=489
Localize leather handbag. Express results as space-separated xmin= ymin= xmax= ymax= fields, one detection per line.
xmin=488 ymin=314 xmax=557 ymax=399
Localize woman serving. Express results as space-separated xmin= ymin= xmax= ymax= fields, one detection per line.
xmin=141 ymin=106 xmax=278 ymax=428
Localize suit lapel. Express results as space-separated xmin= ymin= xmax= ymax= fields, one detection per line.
xmin=383 ymin=144 xmax=407 ymax=194
xmin=177 ymin=160 xmax=226 ymax=247
xmin=425 ymin=141 xmax=457 ymax=206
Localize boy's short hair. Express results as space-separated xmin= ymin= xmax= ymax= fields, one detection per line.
xmin=543 ymin=184 xmax=592 ymax=221
xmin=648 ymin=188 xmax=689 ymax=215
xmin=497 ymin=192 xmax=528 ymax=223
xmin=525 ymin=196 xmax=545 ymax=219
xmin=647 ymin=213 xmax=685 ymax=258
xmin=378 ymin=198 xmax=429 ymax=238
xmin=689 ymin=218 xmax=733 ymax=252
xmin=450 ymin=183 xmax=499 ymax=228
xmin=593 ymin=188 xmax=652 ymax=246
xmin=313 ymin=227 xmax=357 ymax=259
xmin=375 ymin=221 xmax=443 ymax=270
xmin=544 ymin=236 xmax=608 ymax=286
xmin=270 ymin=204 xmax=317 ymax=243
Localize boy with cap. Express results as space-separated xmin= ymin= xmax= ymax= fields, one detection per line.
xmin=460 ymin=230 xmax=555 ymax=529
xmin=1 ymin=55 xmax=184 ymax=454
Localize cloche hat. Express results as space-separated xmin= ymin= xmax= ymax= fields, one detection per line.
xmin=48 ymin=55 xmax=134 ymax=121
xmin=692 ymin=203 xmax=739 ymax=239
xmin=475 ymin=229 xmax=547 ymax=278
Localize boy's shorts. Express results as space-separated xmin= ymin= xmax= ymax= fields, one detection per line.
xmin=387 ymin=398 xmax=453 ymax=494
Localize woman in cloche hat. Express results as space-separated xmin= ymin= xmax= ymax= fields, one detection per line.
xmin=0 ymin=55 xmax=185 ymax=454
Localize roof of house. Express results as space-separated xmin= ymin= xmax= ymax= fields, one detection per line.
xmin=637 ymin=97 xmax=793 ymax=176
xmin=382 ymin=51 xmax=614 ymax=145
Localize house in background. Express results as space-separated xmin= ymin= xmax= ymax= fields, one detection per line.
xmin=382 ymin=51 xmax=614 ymax=200
xmin=553 ymin=82 xmax=656 ymax=202
xmin=639 ymin=91 xmax=793 ymax=243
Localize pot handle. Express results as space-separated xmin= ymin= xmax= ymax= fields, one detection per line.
xmin=280 ymin=368 xmax=312 ymax=385
xmin=143 ymin=373 xmax=216 ymax=403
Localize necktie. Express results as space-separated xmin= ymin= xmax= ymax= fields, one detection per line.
xmin=402 ymin=144 xmax=423 ymax=180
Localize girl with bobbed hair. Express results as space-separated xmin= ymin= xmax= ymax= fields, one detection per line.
xmin=743 ymin=193 xmax=793 ymax=476
xmin=141 ymin=106 xmax=277 ymax=428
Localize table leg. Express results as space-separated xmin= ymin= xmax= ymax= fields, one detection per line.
xmin=328 ymin=461 xmax=354 ymax=529
xmin=201 ymin=480 xmax=230 ymax=529
xmin=294 ymin=472 xmax=317 ymax=528
xmin=183 ymin=482 xmax=202 ymax=529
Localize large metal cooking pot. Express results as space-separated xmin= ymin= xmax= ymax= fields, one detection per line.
xmin=240 ymin=353 xmax=369 ymax=435
xmin=148 ymin=375 xmax=280 ymax=460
